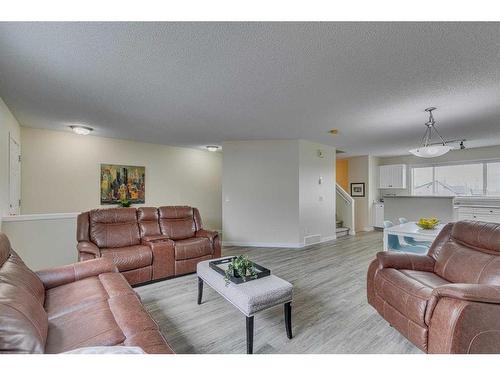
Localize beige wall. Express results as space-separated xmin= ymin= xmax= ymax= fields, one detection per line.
xmin=222 ymin=140 xmax=301 ymax=246
xmin=347 ymin=155 xmax=378 ymax=232
xmin=2 ymin=217 xmax=77 ymax=270
xmin=298 ymin=140 xmax=336 ymax=243
xmin=222 ymin=140 xmax=336 ymax=247
xmin=0 ymin=97 xmax=21 ymax=221
xmin=348 ymin=156 xmax=369 ymax=232
xmin=20 ymin=127 xmax=222 ymax=229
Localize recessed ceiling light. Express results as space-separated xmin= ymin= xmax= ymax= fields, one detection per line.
xmin=328 ymin=129 xmax=339 ymax=135
xmin=70 ymin=125 xmax=94 ymax=135
xmin=206 ymin=145 xmax=220 ymax=152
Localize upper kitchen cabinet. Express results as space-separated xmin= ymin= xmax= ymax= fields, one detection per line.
xmin=379 ymin=164 xmax=407 ymax=189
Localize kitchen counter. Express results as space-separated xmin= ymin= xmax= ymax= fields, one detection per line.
xmin=383 ymin=196 xmax=455 ymax=224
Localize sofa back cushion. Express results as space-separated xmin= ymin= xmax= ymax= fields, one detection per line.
xmin=77 ymin=211 xmax=90 ymax=242
xmin=432 ymin=221 xmax=500 ymax=284
xmin=0 ymin=233 xmax=48 ymax=353
xmin=158 ymin=206 xmax=196 ymax=240
xmin=137 ymin=207 xmax=161 ymax=237
xmin=89 ymin=208 xmax=141 ymax=248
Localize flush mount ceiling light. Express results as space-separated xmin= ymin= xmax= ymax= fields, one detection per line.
xmin=206 ymin=145 xmax=220 ymax=152
xmin=409 ymin=107 xmax=451 ymax=158
xmin=69 ymin=125 xmax=93 ymax=135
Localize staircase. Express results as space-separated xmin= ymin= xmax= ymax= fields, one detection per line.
xmin=335 ymin=183 xmax=355 ymax=237
xmin=336 ymin=217 xmax=350 ymax=238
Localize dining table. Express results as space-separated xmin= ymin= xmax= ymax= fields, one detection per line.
xmin=383 ymin=221 xmax=445 ymax=251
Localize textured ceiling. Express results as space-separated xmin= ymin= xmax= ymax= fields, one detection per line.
xmin=1 ymin=22 xmax=500 ymax=157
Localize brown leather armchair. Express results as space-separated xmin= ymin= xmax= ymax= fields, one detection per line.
xmin=77 ymin=206 xmax=221 ymax=285
xmin=367 ymin=220 xmax=500 ymax=353
xmin=0 ymin=232 xmax=173 ymax=354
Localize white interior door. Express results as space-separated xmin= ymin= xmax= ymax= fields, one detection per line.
xmin=9 ymin=135 xmax=21 ymax=215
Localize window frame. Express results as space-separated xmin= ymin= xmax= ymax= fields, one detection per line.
xmin=409 ymin=158 xmax=500 ymax=197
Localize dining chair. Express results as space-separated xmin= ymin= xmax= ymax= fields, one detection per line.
xmin=398 ymin=217 xmax=433 ymax=247
xmin=384 ymin=220 xmax=428 ymax=254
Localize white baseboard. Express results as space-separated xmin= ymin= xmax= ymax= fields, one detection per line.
xmin=222 ymin=241 xmax=304 ymax=248
xmin=363 ymin=226 xmax=375 ymax=232
xmin=319 ymin=235 xmax=337 ymax=243
xmin=223 ymin=234 xmax=337 ymax=249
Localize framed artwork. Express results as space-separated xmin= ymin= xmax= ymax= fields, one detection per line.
xmin=100 ymin=164 xmax=145 ymax=204
xmin=350 ymin=182 xmax=365 ymax=197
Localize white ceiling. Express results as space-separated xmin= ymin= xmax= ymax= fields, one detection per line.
xmin=1 ymin=22 xmax=500 ymax=157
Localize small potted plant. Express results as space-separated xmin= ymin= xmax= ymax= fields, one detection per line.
xmin=224 ymin=255 xmax=257 ymax=286
xmin=118 ymin=198 xmax=131 ymax=208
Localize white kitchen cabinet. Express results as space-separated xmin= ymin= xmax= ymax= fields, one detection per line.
xmin=372 ymin=202 xmax=385 ymax=228
xmin=455 ymin=206 xmax=500 ymax=223
xmin=379 ymin=164 xmax=407 ymax=189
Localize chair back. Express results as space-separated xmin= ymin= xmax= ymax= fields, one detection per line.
xmin=383 ymin=220 xmax=394 ymax=228
xmin=430 ymin=221 xmax=500 ymax=284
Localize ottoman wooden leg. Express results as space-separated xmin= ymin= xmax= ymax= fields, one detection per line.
xmin=284 ymin=302 xmax=292 ymax=339
xmin=197 ymin=277 xmax=203 ymax=305
xmin=246 ymin=316 xmax=254 ymax=354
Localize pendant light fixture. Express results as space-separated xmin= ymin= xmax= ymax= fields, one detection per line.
xmin=409 ymin=107 xmax=451 ymax=158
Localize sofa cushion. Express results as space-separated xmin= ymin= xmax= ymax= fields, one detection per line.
xmin=89 ymin=208 xmax=141 ymax=248
xmin=174 ymin=237 xmax=212 ymax=260
xmin=0 ymin=234 xmax=48 ymax=354
xmin=0 ymin=283 xmax=48 ymax=353
xmin=0 ymin=234 xmax=45 ymax=306
xmin=159 ymin=206 xmax=196 ymax=240
xmin=451 ymin=220 xmax=500 ymax=253
xmin=45 ymin=300 xmax=126 ymax=353
xmin=0 ymin=250 xmax=45 ymax=306
xmin=137 ymin=207 xmax=162 ymax=237
xmin=44 ymin=277 xmax=109 ymax=319
xmin=433 ymin=237 xmax=500 ymax=285
xmin=101 ymin=245 xmax=152 ymax=272
xmin=121 ymin=266 xmax=152 ymax=285
xmin=374 ymin=268 xmax=449 ymax=327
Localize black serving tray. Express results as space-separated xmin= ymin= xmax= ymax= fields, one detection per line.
xmin=209 ymin=257 xmax=271 ymax=284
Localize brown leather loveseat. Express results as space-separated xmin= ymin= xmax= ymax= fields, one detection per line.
xmin=0 ymin=232 xmax=173 ymax=354
xmin=367 ymin=220 xmax=500 ymax=353
xmin=77 ymin=206 xmax=221 ymax=285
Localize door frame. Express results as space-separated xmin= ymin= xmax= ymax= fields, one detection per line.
xmin=8 ymin=133 xmax=21 ymax=215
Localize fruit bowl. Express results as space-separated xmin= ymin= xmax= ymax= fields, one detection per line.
xmin=416 ymin=217 xmax=440 ymax=230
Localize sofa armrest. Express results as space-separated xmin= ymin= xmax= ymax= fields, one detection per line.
xmin=425 ymin=283 xmax=500 ymax=327
xmin=36 ymin=258 xmax=118 ymax=289
xmin=141 ymin=235 xmax=170 ymax=243
xmin=432 ymin=284 xmax=500 ymax=304
xmin=196 ymin=229 xmax=218 ymax=243
xmin=77 ymin=241 xmax=100 ymax=257
xmin=376 ymin=251 xmax=435 ymax=271
xmin=142 ymin=238 xmax=175 ymax=279
xmin=426 ymin=284 xmax=500 ymax=353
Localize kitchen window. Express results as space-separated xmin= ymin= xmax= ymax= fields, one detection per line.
xmin=411 ymin=160 xmax=500 ymax=196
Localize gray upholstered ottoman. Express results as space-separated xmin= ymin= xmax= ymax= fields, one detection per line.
xmin=196 ymin=257 xmax=293 ymax=354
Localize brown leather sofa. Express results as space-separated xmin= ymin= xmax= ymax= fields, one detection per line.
xmin=367 ymin=220 xmax=500 ymax=353
xmin=77 ymin=206 xmax=221 ymax=285
xmin=0 ymin=232 xmax=173 ymax=354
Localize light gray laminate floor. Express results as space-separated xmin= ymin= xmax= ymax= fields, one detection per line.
xmin=135 ymin=231 xmax=421 ymax=354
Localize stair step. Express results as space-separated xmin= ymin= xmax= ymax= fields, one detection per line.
xmin=336 ymin=227 xmax=349 ymax=237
